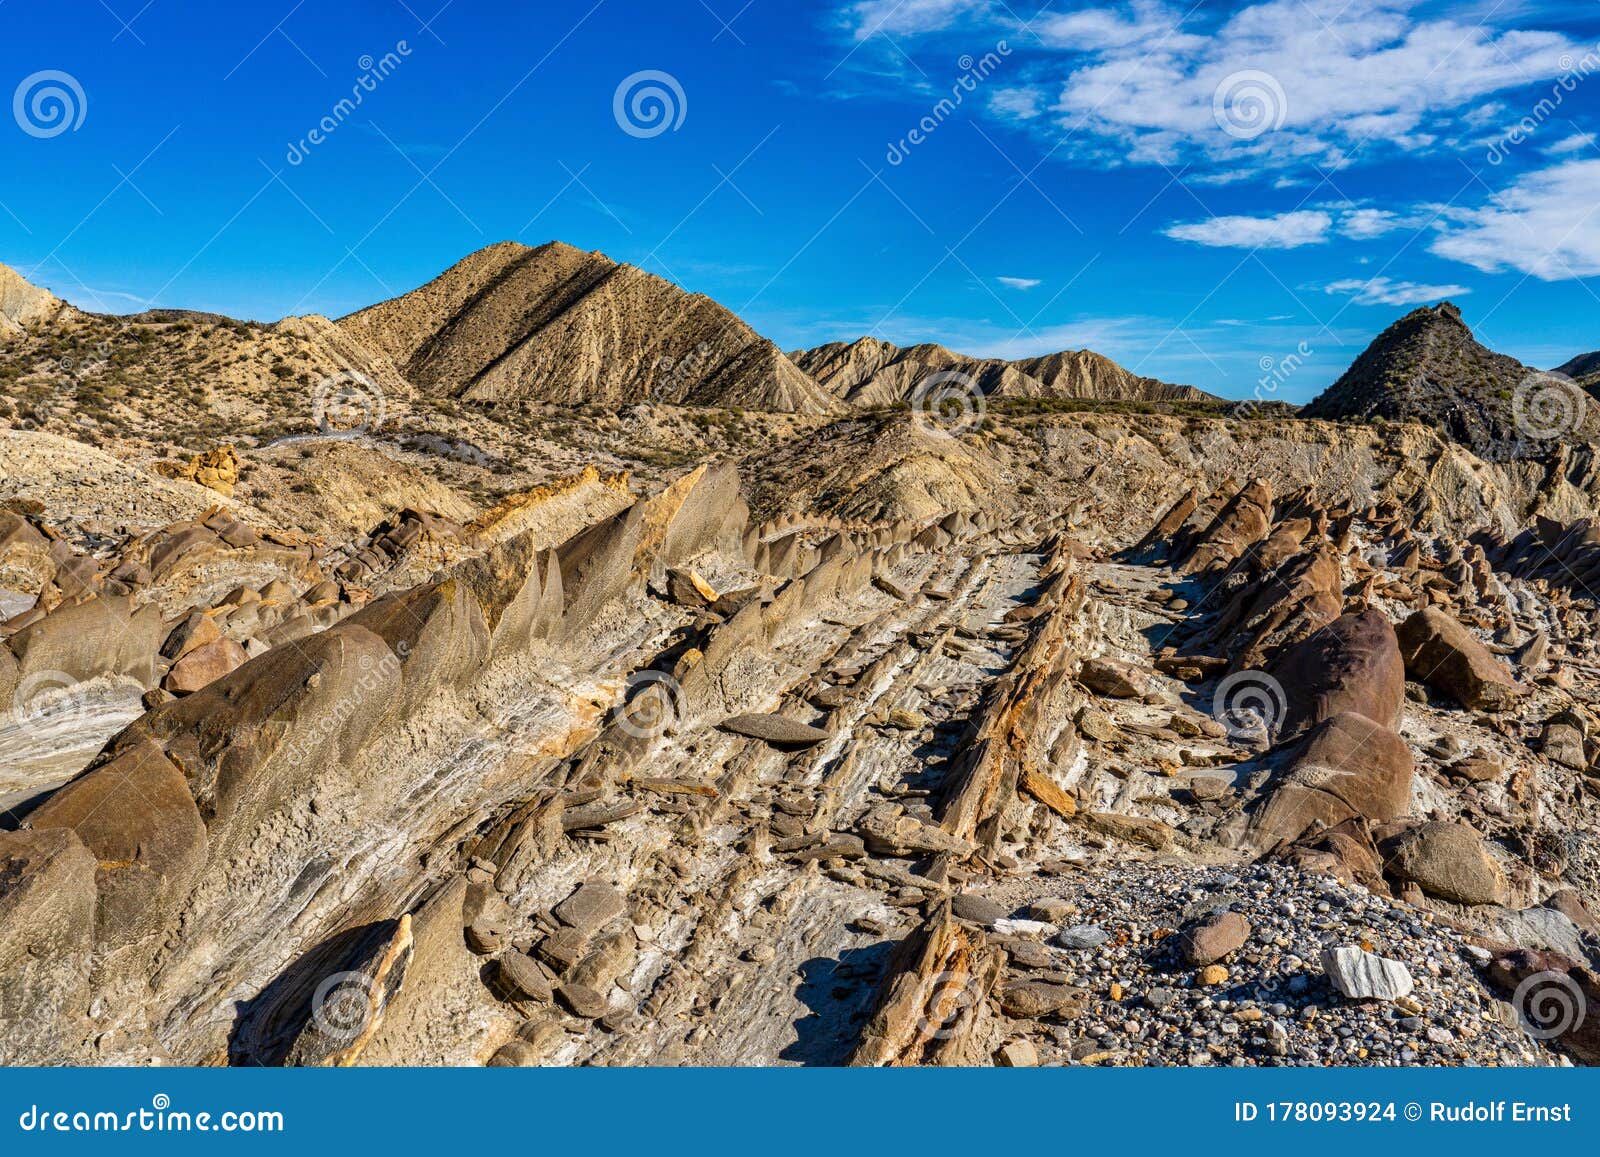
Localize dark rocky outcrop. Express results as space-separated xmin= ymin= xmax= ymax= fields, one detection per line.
xmin=1301 ymin=302 xmax=1600 ymax=460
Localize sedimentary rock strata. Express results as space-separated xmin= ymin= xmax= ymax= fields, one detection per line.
xmin=4 ymin=256 xmax=1600 ymax=1071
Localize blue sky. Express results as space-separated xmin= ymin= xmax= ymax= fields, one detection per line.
xmin=1 ymin=0 xmax=1597 ymax=402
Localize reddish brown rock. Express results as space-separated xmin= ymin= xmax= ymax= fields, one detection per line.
xmin=1179 ymin=911 xmax=1251 ymax=966
xmin=164 ymin=637 xmax=248 ymax=694
xmin=1244 ymin=711 xmax=1414 ymax=853
xmin=1484 ymin=949 xmax=1600 ymax=1063
xmin=1180 ymin=478 xmax=1273 ymax=574
xmin=1395 ymin=607 xmax=1526 ymax=712
xmin=1270 ymin=608 xmax=1404 ymax=738
xmin=161 ymin=611 xmax=223 ymax=661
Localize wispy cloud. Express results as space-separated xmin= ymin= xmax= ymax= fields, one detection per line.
xmin=995 ymin=275 xmax=1042 ymax=289
xmin=840 ymin=0 xmax=995 ymax=40
xmin=1158 ymin=158 xmax=1600 ymax=284
xmin=988 ymin=87 xmax=1044 ymax=120
xmin=1162 ymin=202 xmax=1436 ymax=248
xmin=838 ymin=0 xmax=1580 ymax=178
xmin=1430 ymin=158 xmax=1600 ymax=280
xmin=1337 ymin=207 xmax=1425 ymax=239
xmin=1545 ymin=132 xmax=1596 ymax=156
xmin=1164 ymin=209 xmax=1332 ymax=248
xmin=1324 ymin=276 xmax=1470 ymax=306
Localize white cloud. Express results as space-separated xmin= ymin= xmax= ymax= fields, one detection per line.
xmin=1324 ymin=276 xmax=1470 ymax=306
xmin=996 ymin=276 xmax=1042 ymax=289
xmin=1163 ymin=202 xmax=1436 ymax=249
xmin=1163 ymin=209 xmax=1332 ymax=248
xmin=841 ymin=0 xmax=993 ymax=39
xmin=844 ymin=0 xmax=1579 ymax=176
xmin=988 ymin=87 xmax=1044 ymax=120
xmin=961 ymin=316 xmax=1173 ymax=360
xmin=1545 ymin=132 xmax=1596 ymax=156
xmin=1033 ymin=3 xmax=1203 ymax=52
xmin=1339 ymin=208 xmax=1409 ymax=239
xmin=1161 ymin=161 xmax=1600 ymax=282
xmin=1430 ymin=159 xmax=1600 ymax=279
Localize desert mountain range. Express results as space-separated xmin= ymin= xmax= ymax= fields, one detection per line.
xmin=2 ymin=241 xmax=1221 ymax=420
xmin=3 ymin=242 xmax=1600 ymax=1069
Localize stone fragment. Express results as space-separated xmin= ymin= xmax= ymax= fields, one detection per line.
xmin=1395 ymin=607 xmax=1526 ymax=712
xmin=1000 ymin=980 xmax=1087 ymax=1018
xmin=1076 ymin=707 xmax=1116 ymax=741
xmin=1447 ymin=753 xmax=1504 ymax=783
xmin=486 ymin=1040 xmax=539 ymax=1066
xmin=1079 ymin=656 xmax=1147 ymax=698
xmin=1179 ymin=911 xmax=1251 ymax=966
xmin=495 ymin=952 xmax=553 ymax=1002
xmin=535 ymin=927 xmax=587 ymax=973
xmin=557 ymin=980 xmax=612 ymax=1019
xmin=951 ymin=892 xmax=1008 ymax=925
xmin=161 ymin=611 xmax=222 ymax=661
xmin=1321 ymin=945 xmax=1413 ymax=1001
xmin=720 ymin=713 xmax=831 ymax=747
xmin=1054 ymin=924 xmax=1108 ymax=950
xmin=859 ymin=807 xmax=974 ymax=857
xmin=995 ymin=1039 xmax=1039 ymax=1067
xmin=466 ymin=916 xmax=507 ymax=955
xmin=664 ymin=566 xmax=718 ymax=608
xmin=1027 ymin=898 xmax=1076 ymax=924
xmin=163 ymin=636 xmax=248 ymax=694
xmin=553 ymin=881 xmax=626 ymax=933
xmin=790 ymin=834 xmax=866 ymax=862
xmin=1541 ymin=713 xmax=1588 ymax=771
